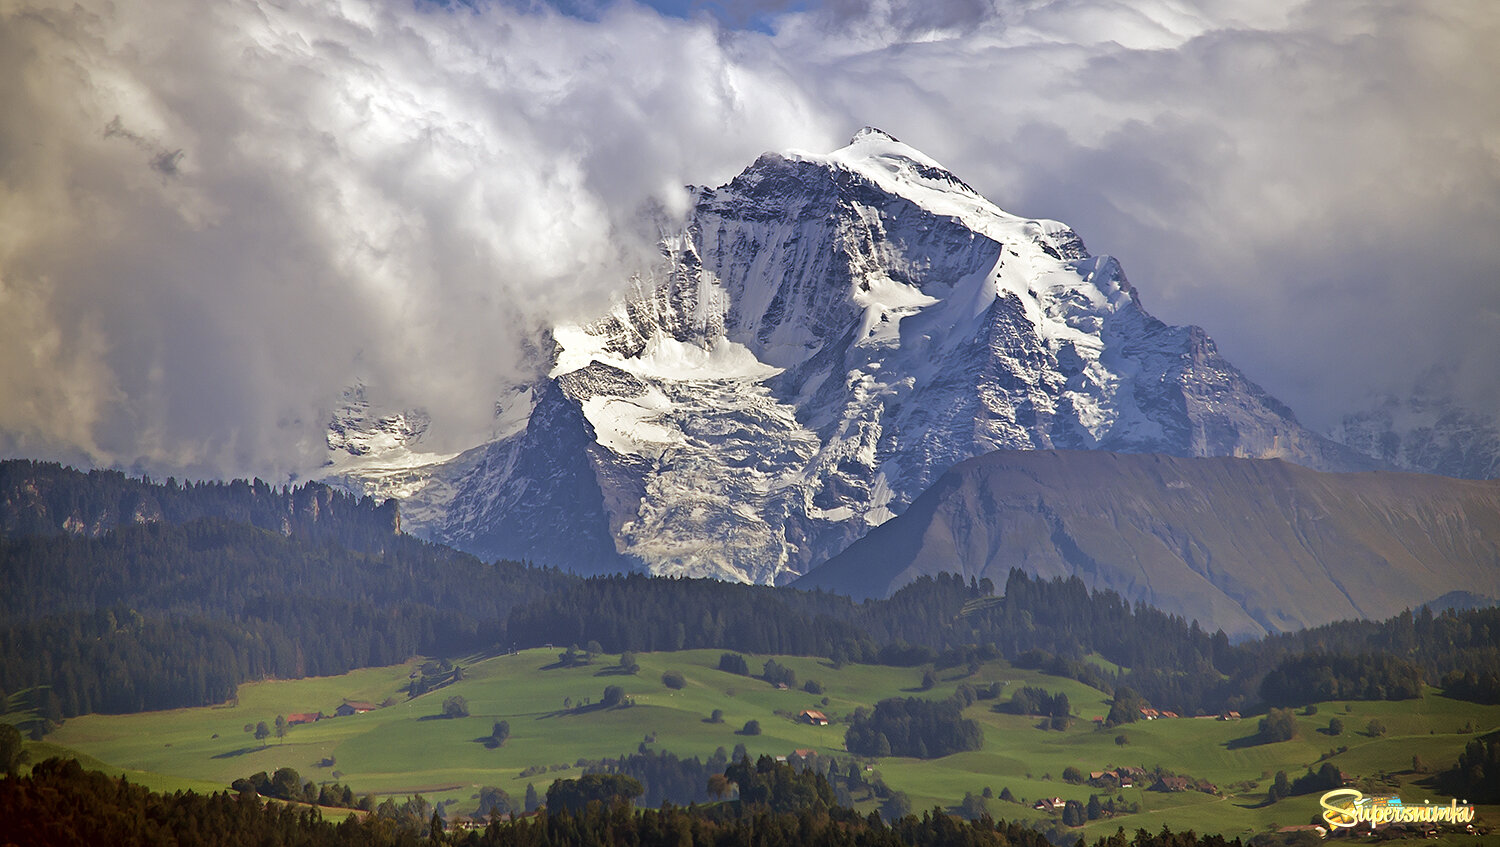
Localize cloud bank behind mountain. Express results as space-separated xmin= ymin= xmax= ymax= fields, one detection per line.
xmin=1 ymin=0 xmax=1496 ymax=480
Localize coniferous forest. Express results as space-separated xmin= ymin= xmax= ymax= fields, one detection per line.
xmin=3 ymin=458 xmax=1500 ymax=733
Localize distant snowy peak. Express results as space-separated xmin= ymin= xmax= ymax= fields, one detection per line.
xmin=1334 ymin=389 xmax=1500 ymax=480
xmin=328 ymin=128 xmax=1374 ymax=584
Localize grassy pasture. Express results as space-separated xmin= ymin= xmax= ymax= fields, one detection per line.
xmin=33 ymin=648 xmax=1500 ymax=840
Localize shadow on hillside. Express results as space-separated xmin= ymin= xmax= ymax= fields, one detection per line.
xmin=538 ymin=702 xmax=612 ymax=719
xmin=539 ymin=660 xmax=595 ymax=672
xmin=593 ymin=666 xmax=636 ymax=677
xmin=1224 ymin=734 xmax=1266 ymax=750
xmin=466 ymin=646 xmax=510 ymax=663
xmin=211 ymin=745 xmax=271 ymax=759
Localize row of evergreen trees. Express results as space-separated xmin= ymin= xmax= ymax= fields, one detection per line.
xmin=0 ymin=756 xmax=1258 ymax=847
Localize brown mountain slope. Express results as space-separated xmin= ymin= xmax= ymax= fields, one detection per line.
xmin=794 ymin=451 xmax=1500 ymax=637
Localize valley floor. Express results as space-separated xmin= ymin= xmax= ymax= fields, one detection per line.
xmin=26 ymin=648 xmax=1500 ymax=843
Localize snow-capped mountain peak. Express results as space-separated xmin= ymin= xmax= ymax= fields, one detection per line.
xmin=326 ymin=131 xmax=1373 ymax=583
xmin=801 ymin=127 xmax=984 ymax=208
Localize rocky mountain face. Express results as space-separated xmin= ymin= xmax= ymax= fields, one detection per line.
xmin=1333 ymin=388 xmax=1500 ymax=481
xmin=321 ymin=385 xmax=475 ymax=535
xmin=794 ymin=450 xmax=1500 ymax=638
xmin=328 ymin=129 xmax=1375 ymax=582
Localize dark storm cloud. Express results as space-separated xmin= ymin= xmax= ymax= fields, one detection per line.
xmin=1 ymin=0 xmax=1495 ymax=479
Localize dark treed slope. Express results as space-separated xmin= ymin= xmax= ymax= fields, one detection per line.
xmin=0 ymin=520 xmax=582 ymax=714
xmin=0 ymin=459 xmax=399 ymax=550
xmin=4 ymin=461 xmax=1499 ymax=726
xmin=0 ymin=461 xmax=574 ymax=719
xmin=0 ymin=520 xmax=572 ymax=717
xmin=796 ymin=450 xmax=1500 ymax=637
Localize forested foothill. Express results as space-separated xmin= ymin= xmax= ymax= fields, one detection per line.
xmin=0 ymin=461 xmax=571 ymax=727
xmin=0 ymin=754 xmax=1258 ymax=847
xmin=3 ymin=458 xmax=1500 ymax=738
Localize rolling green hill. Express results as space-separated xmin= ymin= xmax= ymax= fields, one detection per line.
xmin=33 ymin=648 xmax=1500 ymax=842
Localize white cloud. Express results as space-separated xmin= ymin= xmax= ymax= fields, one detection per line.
xmin=1 ymin=0 xmax=1495 ymax=479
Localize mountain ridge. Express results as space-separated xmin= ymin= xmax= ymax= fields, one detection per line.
xmin=794 ymin=449 xmax=1500 ymax=637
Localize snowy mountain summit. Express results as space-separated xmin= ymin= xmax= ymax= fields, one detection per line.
xmin=330 ymin=129 xmax=1371 ymax=582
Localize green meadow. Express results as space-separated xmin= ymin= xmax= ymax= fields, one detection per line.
xmin=32 ymin=648 xmax=1500 ymax=840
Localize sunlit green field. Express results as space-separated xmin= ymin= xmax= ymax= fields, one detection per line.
xmin=31 ymin=648 xmax=1500 ymax=841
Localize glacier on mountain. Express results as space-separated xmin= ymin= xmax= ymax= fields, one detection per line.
xmin=325 ymin=128 xmax=1372 ymax=582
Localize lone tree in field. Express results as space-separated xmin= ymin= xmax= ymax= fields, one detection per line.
xmin=1258 ymin=707 xmax=1298 ymax=743
xmin=274 ymin=715 xmax=287 ymax=740
xmin=602 ymin=685 xmax=625 ymax=707
xmin=491 ymin=720 xmax=510 ymax=746
xmin=442 ymin=695 xmax=470 ymax=719
xmin=254 ymin=721 xmax=270 ymax=746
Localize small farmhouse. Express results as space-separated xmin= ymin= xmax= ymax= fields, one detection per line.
xmin=1150 ymin=776 xmax=1191 ymax=793
xmin=789 ymin=749 xmax=817 ymax=764
xmin=798 ymin=710 xmax=829 ymax=726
